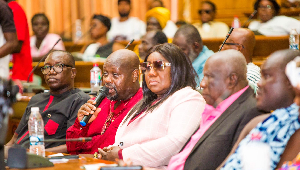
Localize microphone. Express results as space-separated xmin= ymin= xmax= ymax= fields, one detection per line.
xmin=27 ymin=38 xmax=62 ymax=83
xmin=218 ymin=27 xmax=234 ymax=52
xmin=125 ymin=39 xmax=135 ymax=49
xmin=242 ymin=10 xmax=257 ymax=28
xmin=80 ymin=86 xmax=109 ymax=126
xmin=7 ymin=137 xmax=92 ymax=169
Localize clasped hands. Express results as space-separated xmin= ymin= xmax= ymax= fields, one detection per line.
xmin=96 ymin=146 xmax=121 ymax=161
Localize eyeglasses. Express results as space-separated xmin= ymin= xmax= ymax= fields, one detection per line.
xmin=198 ymin=9 xmax=213 ymax=14
xmin=140 ymin=61 xmax=171 ymax=74
xmin=41 ymin=63 xmax=73 ymax=75
xmin=258 ymin=5 xmax=272 ymax=10
xmin=224 ymin=42 xmax=245 ymax=49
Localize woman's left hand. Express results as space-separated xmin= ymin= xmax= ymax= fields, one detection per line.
xmin=98 ymin=146 xmax=121 ymax=161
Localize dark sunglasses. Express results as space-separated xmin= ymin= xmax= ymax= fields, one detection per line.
xmin=140 ymin=61 xmax=171 ymax=74
xmin=224 ymin=42 xmax=245 ymax=49
xmin=41 ymin=63 xmax=73 ymax=75
xmin=198 ymin=9 xmax=213 ymax=14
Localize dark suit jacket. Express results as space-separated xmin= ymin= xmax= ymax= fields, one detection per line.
xmin=183 ymin=87 xmax=266 ymax=170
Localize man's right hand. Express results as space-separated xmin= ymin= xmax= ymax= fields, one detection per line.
xmin=77 ymin=99 xmax=101 ymax=124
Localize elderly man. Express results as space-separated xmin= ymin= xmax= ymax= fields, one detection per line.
xmin=138 ymin=30 xmax=168 ymax=60
xmin=173 ymin=24 xmax=214 ymax=82
xmin=108 ymin=0 xmax=145 ymax=41
xmin=167 ymin=50 xmax=265 ymax=170
xmin=193 ymin=1 xmax=229 ymax=39
xmin=66 ymin=49 xmax=142 ymax=155
xmin=220 ymin=49 xmax=300 ymax=169
xmin=6 ymin=50 xmax=90 ymax=153
xmin=221 ymin=28 xmax=261 ymax=92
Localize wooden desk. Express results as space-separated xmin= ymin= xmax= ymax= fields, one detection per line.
xmin=7 ymin=154 xmax=116 ymax=170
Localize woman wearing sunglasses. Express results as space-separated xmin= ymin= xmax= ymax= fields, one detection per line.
xmin=97 ymin=43 xmax=205 ymax=169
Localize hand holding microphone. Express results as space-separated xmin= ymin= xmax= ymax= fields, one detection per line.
xmin=79 ymin=86 xmax=109 ymax=126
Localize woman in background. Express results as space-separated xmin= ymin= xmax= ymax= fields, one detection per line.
xmin=30 ymin=13 xmax=65 ymax=61
xmin=248 ymin=0 xmax=300 ymax=36
xmin=81 ymin=14 xmax=124 ymax=61
xmin=97 ymin=43 xmax=205 ymax=169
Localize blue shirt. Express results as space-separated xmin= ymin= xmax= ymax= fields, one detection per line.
xmin=192 ymin=45 xmax=214 ymax=84
xmin=222 ymin=103 xmax=300 ymax=170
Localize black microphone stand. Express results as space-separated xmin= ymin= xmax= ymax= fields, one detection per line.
xmin=218 ymin=27 xmax=234 ymax=52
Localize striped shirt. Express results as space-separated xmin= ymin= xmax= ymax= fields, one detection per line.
xmin=247 ymin=62 xmax=261 ymax=93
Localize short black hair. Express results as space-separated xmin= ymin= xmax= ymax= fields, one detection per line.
xmin=174 ymin=24 xmax=203 ymax=47
xmin=118 ymin=0 xmax=131 ymax=5
xmin=254 ymin=0 xmax=280 ymax=15
xmin=152 ymin=31 xmax=168 ymax=45
xmin=92 ymin=14 xmax=111 ymax=31
xmin=31 ymin=13 xmax=49 ymax=26
xmin=202 ymin=1 xmax=216 ymax=12
xmin=152 ymin=0 xmax=164 ymax=7
xmin=48 ymin=50 xmax=75 ymax=68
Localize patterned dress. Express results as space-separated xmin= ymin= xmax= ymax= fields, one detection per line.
xmin=222 ymin=103 xmax=300 ymax=170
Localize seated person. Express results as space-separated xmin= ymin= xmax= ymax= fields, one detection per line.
xmin=97 ymin=43 xmax=206 ymax=169
xmin=281 ymin=0 xmax=300 ymax=8
xmin=81 ymin=14 xmax=124 ymax=61
xmin=30 ymin=13 xmax=65 ymax=62
xmin=167 ymin=49 xmax=266 ymax=170
xmin=173 ymin=24 xmax=214 ymax=82
xmin=219 ymin=49 xmax=300 ymax=169
xmin=5 ymin=50 xmax=90 ymax=153
xmin=220 ymin=28 xmax=261 ymax=93
xmin=145 ymin=7 xmax=177 ymax=38
xmin=193 ymin=1 xmax=229 ymax=39
xmin=248 ymin=0 xmax=300 ymax=36
xmin=138 ymin=30 xmax=168 ymax=60
xmin=66 ymin=49 xmax=142 ymax=154
xmin=108 ymin=0 xmax=145 ymax=41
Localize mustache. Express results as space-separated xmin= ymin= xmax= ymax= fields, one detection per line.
xmin=104 ymin=83 xmax=117 ymax=91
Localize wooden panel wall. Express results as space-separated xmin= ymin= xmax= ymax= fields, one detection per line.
xmin=16 ymin=0 xmax=172 ymax=41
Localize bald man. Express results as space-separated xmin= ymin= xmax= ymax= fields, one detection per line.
xmin=221 ymin=28 xmax=261 ymax=93
xmin=6 ymin=50 xmax=90 ymax=153
xmin=168 ymin=50 xmax=265 ymax=170
xmin=66 ymin=49 xmax=143 ymax=155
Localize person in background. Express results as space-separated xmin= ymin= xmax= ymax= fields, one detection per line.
xmin=147 ymin=0 xmax=178 ymax=38
xmin=5 ymin=50 xmax=90 ymax=153
xmin=193 ymin=1 xmax=229 ymax=39
xmin=6 ymin=0 xmax=32 ymax=82
xmin=67 ymin=49 xmax=142 ymax=154
xmin=168 ymin=50 xmax=266 ymax=170
xmin=248 ymin=0 xmax=300 ymax=36
xmin=281 ymin=0 xmax=300 ymax=8
xmin=175 ymin=20 xmax=187 ymax=28
xmin=138 ymin=30 xmax=168 ymax=60
xmin=30 ymin=13 xmax=65 ymax=62
xmin=173 ymin=24 xmax=214 ymax=83
xmin=219 ymin=49 xmax=300 ymax=170
xmin=0 ymin=0 xmax=18 ymax=79
xmin=220 ymin=28 xmax=261 ymax=93
xmin=108 ymin=0 xmax=145 ymax=41
xmin=97 ymin=43 xmax=205 ymax=169
xmin=81 ymin=15 xmax=124 ymax=61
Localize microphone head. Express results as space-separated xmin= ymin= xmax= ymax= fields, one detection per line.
xmin=99 ymin=86 xmax=109 ymax=95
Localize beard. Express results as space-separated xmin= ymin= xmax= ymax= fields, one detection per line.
xmin=105 ymin=84 xmax=119 ymax=100
xmin=119 ymin=11 xmax=130 ymax=17
xmin=189 ymin=49 xmax=199 ymax=62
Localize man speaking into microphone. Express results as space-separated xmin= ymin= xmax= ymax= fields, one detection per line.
xmin=66 ymin=49 xmax=142 ymax=155
xmin=5 ymin=50 xmax=90 ymax=153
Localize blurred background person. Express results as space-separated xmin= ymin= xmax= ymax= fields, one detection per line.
xmin=0 ymin=0 xmax=17 ymax=80
xmin=97 ymin=43 xmax=205 ymax=169
xmin=30 ymin=13 xmax=65 ymax=62
xmin=193 ymin=1 xmax=229 ymax=39
xmin=248 ymin=0 xmax=300 ymax=36
xmin=147 ymin=0 xmax=178 ymax=38
xmin=173 ymin=24 xmax=214 ymax=83
xmin=138 ymin=30 xmax=168 ymax=60
xmin=81 ymin=15 xmax=124 ymax=61
xmin=108 ymin=0 xmax=145 ymax=41
xmin=6 ymin=0 xmax=32 ymax=82
xmin=281 ymin=0 xmax=300 ymax=8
